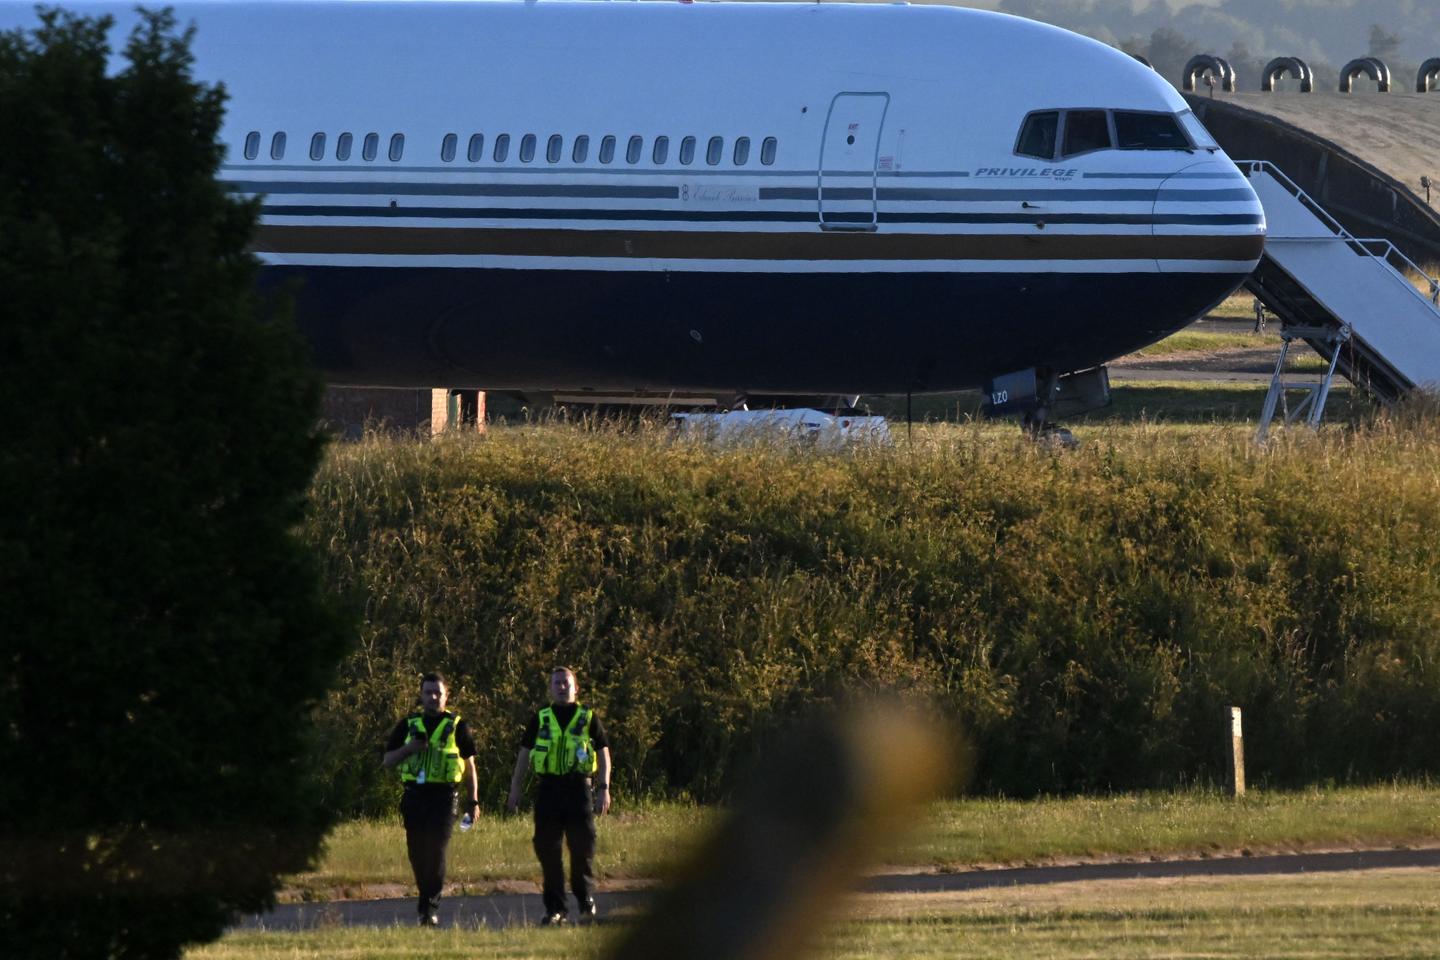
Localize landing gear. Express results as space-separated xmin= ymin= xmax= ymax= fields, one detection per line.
xmin=984 ymin=365 xmax=1108 ymax=447
xmin=1022 ymin=403 xmax=1078 ymax=448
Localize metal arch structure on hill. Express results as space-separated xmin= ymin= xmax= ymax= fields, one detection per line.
xmin=1339 ymin=57 xmax=1392 ymax=94
xmin=1261 ymin=57 xmax=1312 ymax=94
xmin=1421 ymin=59 xmax=1440 ymax=94
xmin=1182 ymin=54 xmax=1235 ymax=93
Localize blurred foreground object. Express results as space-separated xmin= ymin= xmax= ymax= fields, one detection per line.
xmin=604 ymin=700 xmax=960 ymax=960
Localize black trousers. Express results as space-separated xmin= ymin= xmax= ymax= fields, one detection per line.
xmin=533 ymin=779 xmax=596 ymax=916
xmin=400 ymin=786 xmax=457 ymax=917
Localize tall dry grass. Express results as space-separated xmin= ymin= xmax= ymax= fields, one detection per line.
xmin=303 ymin=414 xmax=1440 ymax=813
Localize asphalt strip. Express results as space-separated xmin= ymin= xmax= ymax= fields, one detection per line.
xmin=237 ymin=846 xmax=1440 ymax=931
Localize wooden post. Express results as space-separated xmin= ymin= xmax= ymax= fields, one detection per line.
xmin=1230 ymin=706 xmax=1246 ymax=797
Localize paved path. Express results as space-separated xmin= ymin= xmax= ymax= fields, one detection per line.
xmin=237 ymin=846 xmax=1440 ymax=931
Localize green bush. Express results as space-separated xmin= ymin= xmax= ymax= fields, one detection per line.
xmin=307 ymin=417 xmax=1440 ymax=811
xmin=0 ymin=9 xmax=350 ymax=958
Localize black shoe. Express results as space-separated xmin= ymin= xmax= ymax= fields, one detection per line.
xmin=578 ymin=899 xmax=597 ymax=920
xmin=419 ymin=913 xmax=439 ymax=927
xmin=541 ymin=911 xmax=568 ymax=926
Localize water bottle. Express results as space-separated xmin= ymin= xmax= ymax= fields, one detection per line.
xmin=459 ymin=812 xmax=473 ymax=832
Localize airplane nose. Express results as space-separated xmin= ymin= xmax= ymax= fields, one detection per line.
xmin=1152 ymin=158 xmax=1266 ymax=273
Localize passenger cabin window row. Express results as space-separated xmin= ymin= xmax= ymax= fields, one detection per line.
xmin=243 ymin=130 xmax=406 ymax=162
xmin=241 ymin=130 xmax=780 ymax=166
xmin=1013 ymin=109 xmax=1194 ymax=161
xmin=439 ymin=132 xmax=779 ymax=167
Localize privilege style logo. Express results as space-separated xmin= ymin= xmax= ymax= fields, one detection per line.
xmin=974 ymin=167 xmax=1080 ymax=180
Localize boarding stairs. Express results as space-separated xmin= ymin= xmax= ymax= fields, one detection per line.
xmin=1239 ymin=161 xmax=1440 ymax=441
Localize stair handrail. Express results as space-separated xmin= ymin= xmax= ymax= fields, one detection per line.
xmin=1337 ymin=237 xmax=1440 ymax=316
xmin=1242 ymin=160 xmax=1351 ymax=239
xmin=1353 ymin=238 xmax=1440 ymax=307
xmin=1244 ymin=160 xmax=1440 ymax=314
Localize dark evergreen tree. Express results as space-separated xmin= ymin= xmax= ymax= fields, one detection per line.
xmin=0 ymin=8 xmax=351 ymax=957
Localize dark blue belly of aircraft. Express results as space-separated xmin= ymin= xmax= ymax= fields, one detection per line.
xmin=265 ymin=266 xmax=1246 ymax=394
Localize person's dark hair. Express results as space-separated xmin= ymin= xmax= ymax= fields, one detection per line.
xmin=421 ymin=671 xmax=447 ymax=688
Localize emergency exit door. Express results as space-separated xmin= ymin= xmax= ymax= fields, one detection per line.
xmin=818 ymin=92 xmax=890 ymax=231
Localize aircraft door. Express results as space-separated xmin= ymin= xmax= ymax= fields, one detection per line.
xmin=819 ymin=92 xmax=890 ymax=231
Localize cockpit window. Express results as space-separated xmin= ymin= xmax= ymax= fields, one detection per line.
xmin=1114 ymin=111 xmax=1188 ymax=150
xmin=1177 ymin=109 xmax=1218 ymax=149
xmin=1015 ymin=111 xmax=1058 ymax=161
xmin=1061 ymin=110 xmax=1111 ymax=158
xmin=1014 ymin=108 xmax=1205 ymax=160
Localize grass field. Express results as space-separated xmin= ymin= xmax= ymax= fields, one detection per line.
xmin=1085 ymin=380 xmax=1364 ymax=424
xmin=1129 ymin=329 xmax=1269 ymax=355
xmin=192 ymin=868 xmax=1440 ymax=959
xmin=863 ymin=380 xmax=1365 ymax=426
xmin=1205 ymin=293 xmax=1258 ymax=320
xmin=270 ymin=362 xmax=1440 ymax=955
xmin=289 ymin=786 xmax=1440 ymax=896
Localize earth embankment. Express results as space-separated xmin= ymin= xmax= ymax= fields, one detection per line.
xmin=1187 ymin=91 xmax=1440 ymax=262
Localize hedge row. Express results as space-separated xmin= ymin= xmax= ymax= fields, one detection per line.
xmin=302 ymin=418 xmax=1440 ymax=813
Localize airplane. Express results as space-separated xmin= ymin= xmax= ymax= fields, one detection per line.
xmin=4 ymin=0 xmax=1265 ymax=425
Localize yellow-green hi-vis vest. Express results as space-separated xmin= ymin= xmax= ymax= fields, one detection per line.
xmin=399 ymin=712 xmax=465 ymax=785
xmin=530 ymin=705 xmax=598 ymax=776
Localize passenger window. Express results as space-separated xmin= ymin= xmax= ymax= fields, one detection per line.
xmin=493 ymin=134 xmax=510 ymax=162
xmin=337 ymin=132 xmax=353 ymax=161
xmin=519 ymin=134 xmax=536 ymax=163
xmin=679 ymin=136 xmax=696 ymax=165
xmin=1114 ymin=111 xmax=1188 ymax=150
xmin=362 ymin=133 xmax=379 ymax=161
xmin=308 ymin=133 xmax=326 ymax=161
xmin=467 ymin=134 xmax=484 ymax=162
xmin=1015 ymin=111 xmax=1058 ymax=160
xmin=547 ymin=135 xmax=563 ymax=163
xmin=653 ymin=136 xmax=669 ymax=164
xmin=626 ymin=135 xmax=643 ymax=164
xmin=388 ymin=134 xmax=405 ymax=161
xmin=761 ymin=137 xmax=777 ymax=165
xmin=243 ymin=131 xmax=260 ymax=160
xmin=573 ymin=135 xmax=590 ymax=163
xmin=269 ymin=131 xmax=287 ymax=160
xmin=599 ymin=135 xmax=616 ymax=164
xmin=706 ymin=136 xmax=723 ymax=165
xmin=1061 ymin=110 xmax=1111 ymax=157
xmin=733 ymin=136 xmax=750 ymax=165
xmin=441 ymin=133 xmax=457 ymax=162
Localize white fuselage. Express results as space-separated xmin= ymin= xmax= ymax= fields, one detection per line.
xmin=4 ymin=0 xmax=1265 ymax=395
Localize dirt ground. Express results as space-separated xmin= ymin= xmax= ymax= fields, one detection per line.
xmin=1108 ymin=316 xmax=1311 ymax=384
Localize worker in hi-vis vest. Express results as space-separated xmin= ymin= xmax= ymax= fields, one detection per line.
xmin=382 ymin=672 xmax=479 ymax=926
xmin=506 ymin=665 xmax=611 ymax=925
